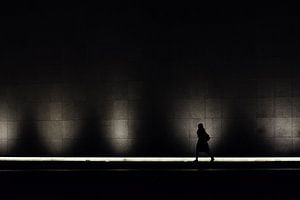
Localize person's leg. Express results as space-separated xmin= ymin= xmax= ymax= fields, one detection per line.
xmin=208 ymin=150 xmax=214 ymax=162
xmin=210 ymin=152 xmax=214 ymax=162
xmin=194 ymin=142 xmax=199 ymax=162
xmin=206 ymin=145 xmax=214 ymax=162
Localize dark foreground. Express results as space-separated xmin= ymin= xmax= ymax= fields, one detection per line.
xmin=1 ymin=161 xmax=300 ymax=199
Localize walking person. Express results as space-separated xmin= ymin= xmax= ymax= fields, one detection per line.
xmin=194 ymin=123 xmax=214 ymax=162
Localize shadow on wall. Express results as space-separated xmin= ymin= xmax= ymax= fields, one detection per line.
xmin=137 ymin=81 xmax=188 ymax=156
xmin=217 ymin=104 xmax=272 ymax=156
xmin=11 ymin=106 xmax=48 ymax=156
xmin=67 ymin=104 xmax=111 ymax=156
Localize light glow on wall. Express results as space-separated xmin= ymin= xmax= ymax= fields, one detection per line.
xmin=109 ymin=101 xmax=132 ymax=154
xmin=108 ymin=120 xmax=132 ymax=154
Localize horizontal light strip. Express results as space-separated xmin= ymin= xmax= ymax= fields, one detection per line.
xmin=1 ymin=157 xmax=300 ymax=162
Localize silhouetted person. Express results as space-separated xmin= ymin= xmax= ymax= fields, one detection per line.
xmin=194 ymin=123 xmax=214 ymax=162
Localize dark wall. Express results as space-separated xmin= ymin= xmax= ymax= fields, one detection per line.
xmin=0 ymin=3 xmax=300 ymax=156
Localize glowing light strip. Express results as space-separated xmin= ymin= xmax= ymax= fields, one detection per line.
xmin=0 ymin=157 xmax=300 ymax=162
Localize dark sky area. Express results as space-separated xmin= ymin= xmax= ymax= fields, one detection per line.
xmin=0 ymin=2 xmax=300 ymax=71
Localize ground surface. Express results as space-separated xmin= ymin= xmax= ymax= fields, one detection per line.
xmin=1 ymin=161 xmax=300 ymax=199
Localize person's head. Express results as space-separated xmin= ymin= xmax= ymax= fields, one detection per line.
xmin=198 ymin=123 xmax=204 ymax=129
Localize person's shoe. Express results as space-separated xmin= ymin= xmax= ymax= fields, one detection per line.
xmin=193 ymin=159 xmax=198 ymax=163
